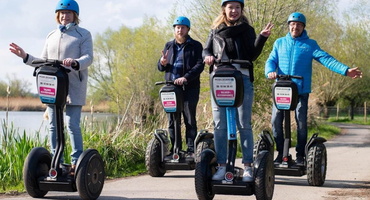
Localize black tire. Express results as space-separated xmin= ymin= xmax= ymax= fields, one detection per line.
xmin=196 ymin=138 xmax=214 ymax=163
xmin=145 ymin=138 xmax=166 ymax=177
xmin=195 ymin=149 xmax=216 ymax=200
xmin=307 ymin=143 xmax=327 ymax=186
xmin=76 ymin=149 xmax=105 ymax=200
xmin=254 ymin=151 xmax=275 ymax=200
xmin=23 ymin=147 xmax=51 ymax=198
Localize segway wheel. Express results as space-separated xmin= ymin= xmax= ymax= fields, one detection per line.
xmin=307 ymin=143 xmax=327 ymax=186
xmin=196 ymin=138 xmax=214 ymax=163
xmin=195 ymin=149 xmax=216 ymax=200
xmin=254 ymin=151 xmax=275 ymax=200
xmin=76 ymin=149 xmax=105 ymax=200
xmin=145 ymin=138 xmax=166 ymax=177
xmin=23 ymin=147 xmax=51 ymax=198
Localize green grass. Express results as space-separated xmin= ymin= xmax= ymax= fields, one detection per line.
xmin=328 ymin=116 xmax=370 ymax=125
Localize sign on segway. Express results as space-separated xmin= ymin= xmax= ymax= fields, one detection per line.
xmin=37 ymin=74 xmax=58 ymax=104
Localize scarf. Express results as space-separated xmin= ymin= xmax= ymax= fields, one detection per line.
xmin=215 ymin=22 xmax=253 ymax=60
xmin=59 ymin=23 xmax=76 ymax=33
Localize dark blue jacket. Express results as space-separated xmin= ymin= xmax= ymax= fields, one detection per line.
xmin=157 ymin=36 xmax=204 ymax=89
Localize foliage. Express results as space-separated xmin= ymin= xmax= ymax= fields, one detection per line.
xmin=0 ymin=75 xmax=33 ymax=97
xmin=89 ymin=17 xmax=170 ymax=132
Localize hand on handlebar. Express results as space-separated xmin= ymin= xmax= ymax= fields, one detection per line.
xmin=174 ymin=77 xmax=187 ymax=86
xmin=204 ymin=56 xmax=215 ymax=65
xmin=267 ymin=72 xmax=277 ymax=79
xmin=62 ymin=58 xmax=77 ymax=67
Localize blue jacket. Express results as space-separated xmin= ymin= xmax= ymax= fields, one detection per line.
xmin=265 ymin=30 xmax=349 ymax=94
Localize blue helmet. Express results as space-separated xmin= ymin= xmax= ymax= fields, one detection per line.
xmin=173 ymin=16 xmax=191 ymax=28
xmin=55 ymin=0 xmax=79 ymax=15
xmin=287 ymin=12 xmax=306 ymax=26
xmin=221 ymin=0 xmax=244 ymax=7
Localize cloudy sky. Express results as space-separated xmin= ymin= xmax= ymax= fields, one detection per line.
xmin=0 ymin=0 xmax=353 ymax=93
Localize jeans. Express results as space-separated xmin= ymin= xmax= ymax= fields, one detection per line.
xmin=212 ymin=75 xmax=254 ymax=164
xmin=47 ymin=104 xmax=83 ymax=165
xmin=271 ymin=93 xmax=309 ymax=158
xmin=168 ymin=87 xmax=199 ymax=153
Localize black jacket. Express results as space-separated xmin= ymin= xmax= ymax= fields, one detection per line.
xmin=158 ymin=36 xmax=204 ymax=89
xmin=202 ymin=22 xmax=267 ymax=82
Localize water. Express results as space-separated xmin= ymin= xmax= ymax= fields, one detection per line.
xmin=0 ymin=111 xmax=116 ymax=139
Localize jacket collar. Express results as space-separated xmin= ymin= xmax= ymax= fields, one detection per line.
xmin=287 ymin=30 xmax=309 ymax=40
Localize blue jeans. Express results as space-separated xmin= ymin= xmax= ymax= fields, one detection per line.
xmin=47 ymin=105 xmax=83 ymax=165
xmin=212 ymin=75 xmax=254 ymax=164
xmin=271 ymin=93 xmax=309 ymax=158
xmin=168 ymin=87 xmax=199 ymax=153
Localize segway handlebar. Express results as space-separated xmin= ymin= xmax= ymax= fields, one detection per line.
xmin=155 ymin=81 xmax=188 ymax=86
xmin=32 ymin=59 xmax=63 ymax=65
xmin=277 ymin=74 xmax=303 ymax=80
xmin=215 ymin=59 xmax=252 ymax=67
xmin=155 ymin=81 xmax=174 ymax=86
xmin=32 ymin=59 xmax=77 ymax=67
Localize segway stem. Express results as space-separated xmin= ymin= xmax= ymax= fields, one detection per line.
xmin=51 ymin=105 xmax=65 ymax=172
xmin=283 ymin=110 xmax=291 ymax=159
xmin=226 ymin=107 xmax=237 ymax=173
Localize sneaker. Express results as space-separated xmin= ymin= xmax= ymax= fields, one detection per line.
xmin=212 ymin=166 xmax=226 ymax=180
xmin=242 ymin=166 xmax=253 ymax=182
xmin=274 ymin=154 xmax=283 ymax=164
xmin=295 ymin=156 xmax=305 ymax=166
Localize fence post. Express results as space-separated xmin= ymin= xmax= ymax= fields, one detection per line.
xmin=365 ymin=102 xmax=367 ymax=123
xmin=336 ymin=103 xmax=339 ymax=120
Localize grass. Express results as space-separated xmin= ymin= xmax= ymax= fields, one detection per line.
xmin=328 ymin=116 xmax=370 ymax=125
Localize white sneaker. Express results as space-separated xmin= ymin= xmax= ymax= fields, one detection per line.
xmin=242 ymin=166 xmax=253 ymax=182
xmin=212 ymin=166 xmax=226 ymax=180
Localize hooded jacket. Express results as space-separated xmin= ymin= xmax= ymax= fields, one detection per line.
xmin=25 ymin=24 xmax=93 ymax=106
xmin=157 ymin=36 xmax=204 ymax=89
xmin=265 ymin=30 xmax=349 ymax=94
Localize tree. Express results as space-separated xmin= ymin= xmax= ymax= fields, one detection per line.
xmin=89 ymin=17 xmax=170 ymax=131
xmin=0 ymin=74 xmax=33 ymax=97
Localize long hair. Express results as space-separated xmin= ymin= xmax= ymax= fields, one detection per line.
xmin=211 ymin=5 xmax=249 ymax=29
xmin=55 ymin=11 xmax=80 ymax=25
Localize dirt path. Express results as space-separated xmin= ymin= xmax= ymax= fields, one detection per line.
xmin=1 ymin=123 xmax=370 ymax=200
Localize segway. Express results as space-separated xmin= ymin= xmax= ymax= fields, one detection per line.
xmin=145 ymin=81 xmax=214 ymax=177
xmin=195 ymin=59 xmax=275 ymax=200
xmin=23 ymin=59 xmax=105 ymax=200
xmin=261 ymin=74 xmax=327 ymax=186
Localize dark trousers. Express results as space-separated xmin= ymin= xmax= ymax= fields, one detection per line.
xmin=168 ymin=87 xmax=199 ymax=153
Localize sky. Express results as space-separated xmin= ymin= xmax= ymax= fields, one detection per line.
xmin=0 ymin=0 xmax=354 ymax=94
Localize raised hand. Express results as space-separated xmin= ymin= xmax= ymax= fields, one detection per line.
xmin=9 ymin=43 xmax=27 ymax=59
xmin=260 ymin=22 xmax=274 ymax=37
xmin=160 ymin=50 xmax=169 ymax=66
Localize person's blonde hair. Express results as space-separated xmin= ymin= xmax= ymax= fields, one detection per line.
xmin=211 ymin=6 xmax=249 ymax=29
xmin=55 ymin=11 xmax=80 ymax=25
